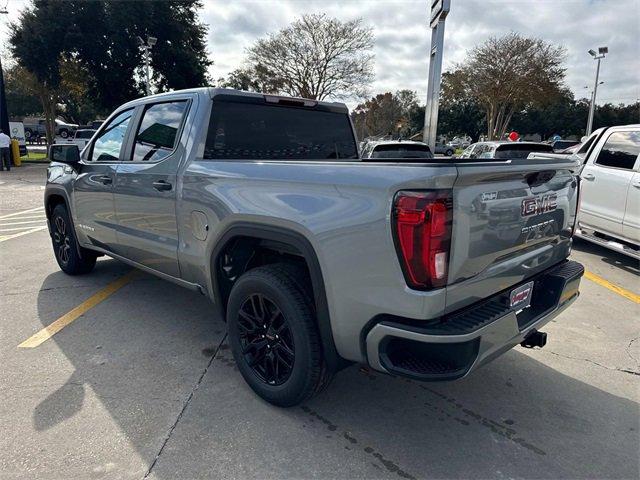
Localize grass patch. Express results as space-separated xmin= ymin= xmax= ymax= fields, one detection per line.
xmin=21 ymin=151 xmax=48 ymax=162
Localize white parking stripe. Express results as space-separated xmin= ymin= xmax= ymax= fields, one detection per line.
xmin=0 ymin=206 xmax=48 ymax=241
xmin=2 ymin=214 xmax=47 ymax=220
xmin=0 ymin=226 xmax=48 ymax=243
xmin=0 ymin=225 xmax=48 ymax=232
xmin=0 ymin=219 xmax=48 ymax=226
xmin=0 ymin=206 xmax=45 ymax=219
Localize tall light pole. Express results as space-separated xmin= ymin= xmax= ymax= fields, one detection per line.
xmin=423 ymin=0 xmax=450 ymax=151
xmin=0 ymin=4 xmax=10 ymax=137
xmin=137 ymin=35 xmax=157 ymax=96
xmin=585 ymin=46 xmax=607 ymax=135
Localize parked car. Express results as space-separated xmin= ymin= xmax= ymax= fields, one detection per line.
xmin=447 ymin=135 xmax=472 ymax=149
xmin=527 ymin=125 xmax=640 ymax=259
xmin=551 ymin=139 xmax=580 ymax=152
xmin=459 ymin=141 xmax=554 ymax=160
xmin=24 ymin=118 xmax=79 ymax=139
xmin=433 ymin=141 xmax=455 ymax=156
xmin=361 ymin=140 xmax=434 ymax=160
xmin=23 ymin=119 xmax=46 ymax=140
xmin=576 ymin=125 xmax=640 ymax=259
xmin=45 ymin=88 xmax=584 ymax=407
xmin=69 ymin=129 xmax=97 ymax=149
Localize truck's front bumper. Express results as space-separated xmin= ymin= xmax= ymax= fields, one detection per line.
xmin=365 ymin=260 xmax=584 ymax=381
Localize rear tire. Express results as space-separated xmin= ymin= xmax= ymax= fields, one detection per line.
xmin=50 ymin=204 xmax=97 ymax=275
xmin=227 ymin=264 xmax=332 ymax=407
xmin=445 ymin=149 xmax=454 ymax=156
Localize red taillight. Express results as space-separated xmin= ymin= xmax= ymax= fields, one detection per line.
xmin=392 ymin=190 xmax=453 ymax=289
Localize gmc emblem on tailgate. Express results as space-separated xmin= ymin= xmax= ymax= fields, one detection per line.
xmin=521 ymin=193 xmax=558 ymax=217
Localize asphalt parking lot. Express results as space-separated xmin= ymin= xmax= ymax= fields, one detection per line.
xmin=1 ymin=163 xmax=638 ymax=480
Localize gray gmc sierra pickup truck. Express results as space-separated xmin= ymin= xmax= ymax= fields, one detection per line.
xmin=45 ymin=88 xmax=584 ymax=406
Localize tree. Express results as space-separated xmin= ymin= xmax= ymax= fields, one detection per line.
xmin=242 ymin=14 xmax=374 ymax=100
xmin=351 ymin=90 xmax=420 ymax=140
xmin=10 ymin=0 xmax=212 ymax=141
xmin=455 ymin=33 xmax=566 ymax=140
xmin=71 ymin=0 xmax=211 ymax=109
xmin=4 ymin=65 xmax=43 ymax=118
xmin=437 ymin=71 xmax=485 ymax=141
xmin=217 ymin=67 xmax=284 ymax=94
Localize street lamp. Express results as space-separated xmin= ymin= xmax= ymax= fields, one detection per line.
xmin=137 ymin=35 xmax=157 ymax=96
xmin=585 ymin=46 xmax=608 ymax=135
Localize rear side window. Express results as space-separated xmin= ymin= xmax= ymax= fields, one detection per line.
xmin=371 ymin=144 xmax=433 ymax=159
xmin=131 ymin=101 xmax=188 ymax=162
xmin=76 ymin=130 xmax=95 ymax=139
xmin=204 ymin=100 xmax=358 ymax=160
xmin=90 ymin=109 xmax=133 ymax=162
xmin=494 ymin=143 xmax=553 ymax=159
xmin=553 ymin=140 xmax=578 ymax=150
xmin=595 ymin=131 xmax=640 ymax=170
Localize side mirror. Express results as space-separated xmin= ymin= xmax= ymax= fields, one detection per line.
xmin=49 ymin=144 xmax=80 ymax=165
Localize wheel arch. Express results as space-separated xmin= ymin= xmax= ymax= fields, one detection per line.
xmin=210 ymin=222 xmax=348 ymax=373
xmin=44 ymin=188 xmax=86 ymax=258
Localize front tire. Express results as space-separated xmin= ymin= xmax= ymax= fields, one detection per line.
xmin=50 ymin=204 xmax=97 ymax=275
xmin=227 ymin=264 xmax=332 ymax=407
xmin=445 ymin=149 xmax=454 ymax=156
xmin=59 ymin=129 xmax=69 ymax=139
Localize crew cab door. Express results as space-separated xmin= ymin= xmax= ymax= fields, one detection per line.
xmin=112 ymin=98 xmax=192 ymax=277
xmin=579 ymin=130 xmax=639 ymax=237
xmin=73 ymin=108 xmax=134 ymax=252
xmin=624 ymin=171 xmax=640 ymax=242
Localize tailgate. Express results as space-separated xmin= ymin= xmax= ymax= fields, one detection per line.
xmin=445 ymin=158 xmax=580 ymax=313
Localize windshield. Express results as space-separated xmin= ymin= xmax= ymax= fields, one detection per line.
xmin=371 ymin=144 xmax=433 ymax=159
xmin=494 ymin=143 xmax=553 ymax=159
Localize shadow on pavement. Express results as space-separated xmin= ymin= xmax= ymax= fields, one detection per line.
xmin=35 ymin=258 xmax=639 ymax=479
xmin=573 ymin=238 xmax=639 ymax=275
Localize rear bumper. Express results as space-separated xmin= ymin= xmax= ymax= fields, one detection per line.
xmin=365 ymin=260 xmax=584 ymax=381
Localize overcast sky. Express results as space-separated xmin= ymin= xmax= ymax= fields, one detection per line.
xmin=2 ymin=0 xmax=639 ymax=108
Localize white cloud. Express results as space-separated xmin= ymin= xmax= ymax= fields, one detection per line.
xmin=2 ymin=0 xmax=638 ymax=109
xmin=202 ymin=0 xmax=640 ymax=108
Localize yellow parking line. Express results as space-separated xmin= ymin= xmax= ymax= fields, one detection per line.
xmin=18 ymin=271 xmax=135 ymax=348
xmin=584 ymin=270 xmax=640 ymax=304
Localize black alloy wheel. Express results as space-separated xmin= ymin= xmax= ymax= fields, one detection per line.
xmin=52 ymin=213 xmax=72 ymax=267
xmin=238 ymin=293 xmax=295 ymax=385
xmin=50 ymin=204 xmax=96 ymax=275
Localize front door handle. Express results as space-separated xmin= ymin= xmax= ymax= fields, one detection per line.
xmin=582 ymin=173 xmax=595 ymax=181
xmin=152 ymin=180 xmax=172 ymax=191
xmin=632 ymin=181 xmax=640 ymax=189
xmin=95 ymin=175 xmax=112 ymax=185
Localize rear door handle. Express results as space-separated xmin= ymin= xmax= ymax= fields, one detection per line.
xmin=582 ymin=173 xmax=595 ymax=181
xmin=152 ymin=180 xmax=172 ymax=191
xmin=632 ymin=181 xmax=640 ymax=189
xmin=95 ymin=175 xmax=112 ymax=185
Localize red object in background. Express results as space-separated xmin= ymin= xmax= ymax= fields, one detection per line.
xmin=508 ymin=131 xmax=520 ymax=142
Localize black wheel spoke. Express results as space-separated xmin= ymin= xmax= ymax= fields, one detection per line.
xmin=274 ymin=347 xmax=293 ymax=370
xmin=278 ymin=341 xmax=294 ymax=358
xmin=242 ymin=337 xmax=267 ymax=354
xmin=238 ymin=309 xmax=260 ymax=333
xmin=249 ymin=347 xmax=267 ymax=367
